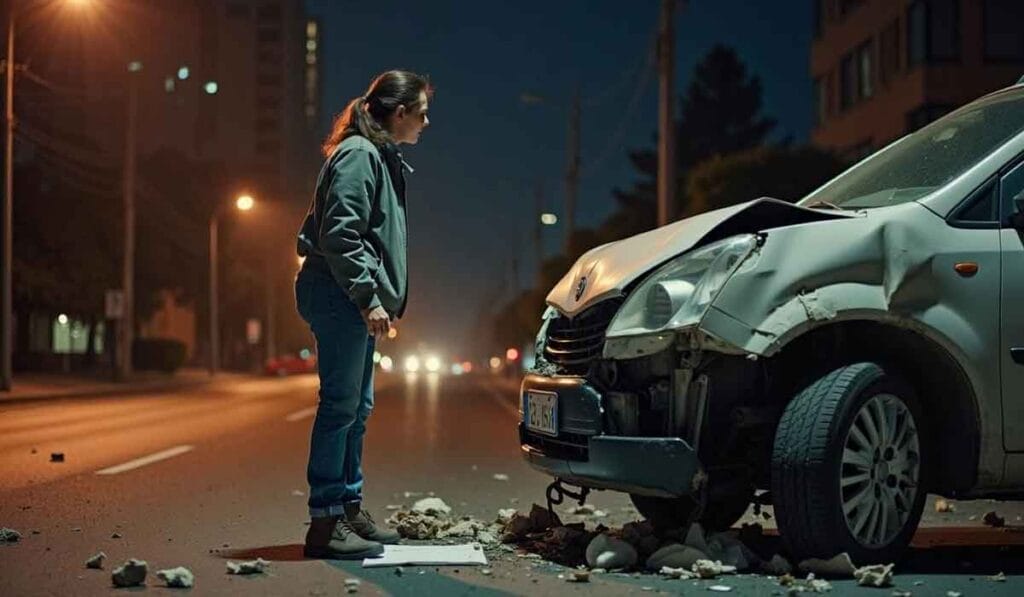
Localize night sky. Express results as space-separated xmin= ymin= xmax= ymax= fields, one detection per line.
xmin=304 ymin=0 xmax=811 ymax=356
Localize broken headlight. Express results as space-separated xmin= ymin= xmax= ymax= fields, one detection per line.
xmin=605 ymin=234 xmax=757 ymax=338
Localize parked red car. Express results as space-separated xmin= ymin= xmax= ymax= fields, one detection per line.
xmin=264 ymin=353 xmax=317 ymax=376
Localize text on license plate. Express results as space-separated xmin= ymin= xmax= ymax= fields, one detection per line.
xmin=525 ymin=390 xmax=558 ymax=436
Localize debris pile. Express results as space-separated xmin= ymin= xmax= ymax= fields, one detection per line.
xmin=384 ymin=497 xmax=507 ymax=545
xmin=983 ymin=511 xmax=1006 ymax=528
xmin=778 ymin=573 xmax=833 ymax=593
xmin=226 ymin=558 xmax=270 ymax=575
xmin=1 ymin=527 xmax=21 ymax=542
xmin=934 ymin=498 xmax=955 ymax=513
xmin=85 ymin=552 xmax=106 ymax=569
xmin=156 ymin=566 xmax=195 ymax=588
xmin=853 ymin=563 xmax=894 ymax=588
xmin=111 ymin=558 xmax=148 ymax=588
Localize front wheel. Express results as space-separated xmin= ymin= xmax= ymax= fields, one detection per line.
xmin=771 ymin=362 xmax=927 ymax=564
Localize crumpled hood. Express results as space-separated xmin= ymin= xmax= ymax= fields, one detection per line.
xmin=546 ymin=197 xmax=857 ymax=317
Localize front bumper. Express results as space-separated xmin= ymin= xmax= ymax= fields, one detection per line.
xmin=519 ymin=373 xmax=702 ymax=497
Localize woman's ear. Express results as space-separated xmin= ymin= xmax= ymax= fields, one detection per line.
xmin=394 ymin=104 xmax=407 ymax=120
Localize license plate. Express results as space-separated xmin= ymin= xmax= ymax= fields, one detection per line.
xmin=525 ymin=390 xmax=558 ymax=436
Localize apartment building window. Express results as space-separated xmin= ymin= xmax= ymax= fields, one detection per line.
xmin=857 ymin=40 xmax=873 ymax=99
xmin=907 ymin=0 xmax=959 ymax=67
xmin=879 ymin=20 xmax=901 ymax=85
xmin=983 ymin=0 xmax=1024 ymax=62
xmin=840 ymin=53 xmax=856 ymax=110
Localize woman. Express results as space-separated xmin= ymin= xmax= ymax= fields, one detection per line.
xmin=295 ymin=70 xmax=431 ymax=559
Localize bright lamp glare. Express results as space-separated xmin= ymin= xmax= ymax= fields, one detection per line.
xmin=204 ymin=81 xmax=219 ymax=95
xmin=380 ymin=356 xmax=394 ymax=372
xmin=541 ymin=213 xmax=558 ymax=225
xmin=57 ymin=314 xmax=69 ymax=325
xmin=489 ymin=356 xmax=501 ymax=369
xmin=177 ymin=66 xmax=190 ymax=80
xmin=425 ymin=355 xmax=441 ymax=373
xmin=235 ymin=195 xmax=255 ymax=211
xmin=372 ymin=351 xmax=382 ymax=364
xmin=404 ymin=355 xmax=420 ymax=373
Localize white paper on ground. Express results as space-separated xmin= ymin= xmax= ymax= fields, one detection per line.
xmin=362 ymin=543 xmax=489 ymax=568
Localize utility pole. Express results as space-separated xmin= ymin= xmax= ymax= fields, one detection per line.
xmin=118 ymin=62 xmax=140 ymax=380
xmin=533 ymin=181 xmax=544 ymax=289
xmin=564 ymin=85 xmax=580 ymax=256
xmin=657 ymin=0 xmax=677 ymax=227
xmin=1 ymin=7 xmax=14 ymax=391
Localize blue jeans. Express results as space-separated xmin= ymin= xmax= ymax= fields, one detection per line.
xmin=295 ymin=267 xmax=376 ymax=517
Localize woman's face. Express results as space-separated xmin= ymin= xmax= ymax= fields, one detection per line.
xmin=388 ymin=91 xmax=430 ymax=145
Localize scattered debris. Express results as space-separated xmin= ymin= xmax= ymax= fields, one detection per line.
xmin=692 ymin=559 xmax=737 ymax=579
xmin=708 ymin=585 xmax=733 ymax=592
xmin=988 ymin=571 xmax=1007 ymax=582
xmin=226 ymin=558 xmax=270 ymax=575
xmin=891 ymin=591 xmax=912 ymax=597
xmin=111 ymin=558 xmax=148 ymax=587
xmin=385 ymin=505 xmax=403 ymax=511
xmin=291 ymin=490 xmax=305 ymax=497
xmin=492 ymin=474 xmax=510 ymax=482
xmin=934 ymin=499 xmax=955 ymax=513
xmin=344 ymin=578 xmax=361 ymax=593
xmin=156 ymin=566 xmax=194 ymax=588
xmin=85 ymin=552 xmax=106 ymax=569
xmin=778 ymin=573 xmax=832 ymax=593
xmin=646 ymin=543 xmax=708 ymax=571
xmin=1 ymin=528 xmax=21 ymax=542
xmin=968 ymin=515 xmax=977 ymax=521
xmin=983 ymin=511 xmax=1006 ymax=528
xmin=480 ymin=568 xmax=492 ymax=576
xmin=659 ymin=565 xmax=696 ymax=580
xmin=798 ymin=553 xmax=856 ymax=577
xmin=946 ymin=592 xmax=962 ymax=597
xmin=565 ymin=569 xmax=590 ymax=583
xmin=585 ymin=533 xmax=638 ymax=570
xmin=71 ymin=527 xmax=82 ymax=533
xmin=111 ymin=532 xmax=123 ymax=539
xmin=402 ymin=491 xmax=424 ymax=499
xmin=853 ymin=563 xmax=894 ymax=588
xmin=497 ymin=508 xmax=518 ymax=523
xmin=50 ymin=452 xmax=65 ymax=463
xmin=412 ymin=497 xmax=452 ymax=516
xmin=568 ymin=504 xmax=596 ymax=516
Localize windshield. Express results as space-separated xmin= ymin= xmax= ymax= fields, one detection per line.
xmin=801 ymin=89 xmax=1024 ymax=209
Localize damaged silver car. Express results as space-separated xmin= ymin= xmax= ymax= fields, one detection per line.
xmin=520 ymin=82 xmax=1024 ymax=563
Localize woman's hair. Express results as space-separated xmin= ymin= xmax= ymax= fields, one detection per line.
xmin=322 ymin=70 xmax=433 ymax=156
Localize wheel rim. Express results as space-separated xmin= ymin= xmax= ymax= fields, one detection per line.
xmin=840 ymin=393 xmax=920 ymax=548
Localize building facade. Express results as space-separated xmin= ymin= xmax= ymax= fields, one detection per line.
xmin=810 ymin=0 xmax=1024 ymax=160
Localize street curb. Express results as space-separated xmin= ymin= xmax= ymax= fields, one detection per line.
xmin=0 ymin=375 xmax=226 ymax=406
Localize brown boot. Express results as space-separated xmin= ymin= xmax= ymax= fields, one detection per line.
xmin=344 ymin=503 xmax=402 ymax=544
xmin=303 ymin=515 xmax=385 ymax=560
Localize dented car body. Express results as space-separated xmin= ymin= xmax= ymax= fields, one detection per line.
xmin=520 ymin=83 xmax=1024 ymax=561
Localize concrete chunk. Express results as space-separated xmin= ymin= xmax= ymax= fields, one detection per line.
xmin=85 ymin=551 xmax=106 ymax=569
xmin=156 ymin=566 xmax=195 ymax=588
xmin=226 ymin=558 xmax=270 ymax=575
xmin=111 ymin=558 xmax=148 ymax=587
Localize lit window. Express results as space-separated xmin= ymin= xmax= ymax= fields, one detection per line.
xmin=177 ymin=66 xmax=190 ymax=80
xmin=204 ymin=81 xmax=219 ymax=95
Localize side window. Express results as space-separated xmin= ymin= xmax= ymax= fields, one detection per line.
xmin=950 ymin=178 xmax=998 ymax=226
xmin=1001 ymin=161 xmax=1024 ymax=226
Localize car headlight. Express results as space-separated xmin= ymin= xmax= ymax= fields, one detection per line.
xmin=606 ymin=234 xmax=758 ymax=338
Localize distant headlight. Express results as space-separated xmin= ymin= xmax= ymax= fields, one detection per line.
xmin=606 ymin=234 xmax=758 ymax=338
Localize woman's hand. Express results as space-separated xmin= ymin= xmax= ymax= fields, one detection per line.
xmin=361 ymin=306 xmax=391 ymax=340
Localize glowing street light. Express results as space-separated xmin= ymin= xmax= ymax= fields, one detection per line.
xmin=379 ymin=355 xmax=394 ymax=372
xmin=177 ymin=66 xmax=190 ymax=80
xmin=387 ymin=327 xmax=398 ymax=339
xmin=235 ymin=194 xmax=255 ymax=211
xmin=489 ymin=356 xmax=502 ymax=370
xmin=541 ymin=213 xmax=558 ymax=225
xmin=424 ymin=355 xmax=441 ymax=373
xmin=203 ymin=81 xmax=219 ymax=95
xmin=506 ymin=347 xmax=520 ymax=361
xmin=404 ymin=355 xmax=421 ymax=373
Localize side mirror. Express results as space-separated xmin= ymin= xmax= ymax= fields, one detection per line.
xmin=1012 ymin=194 xmax=1024 ymax=230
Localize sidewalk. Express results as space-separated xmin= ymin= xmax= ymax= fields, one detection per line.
xmin=0 ymin=368 xmax=240 ymax=405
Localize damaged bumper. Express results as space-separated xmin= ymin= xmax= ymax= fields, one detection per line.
xmin=518 ymin=373 xmax=702 ymax=498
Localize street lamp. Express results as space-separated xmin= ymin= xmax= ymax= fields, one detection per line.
xmin=3 ymin=0 xmax=97 ymax=390
xmin=208 ymin=194 xmax=255 ymax=375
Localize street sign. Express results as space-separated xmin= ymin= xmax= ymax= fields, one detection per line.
xmin=105 ymin=290 xmax=125 ymax=319
xmin=246 ymin=319 xmax=262 ymax=345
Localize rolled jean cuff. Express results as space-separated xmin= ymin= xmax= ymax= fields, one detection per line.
xmin=308 ymin=503 xmax=348 ymax=518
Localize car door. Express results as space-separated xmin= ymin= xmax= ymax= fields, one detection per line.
xmin=1000 ymin=159 xmax=1024 ymax=452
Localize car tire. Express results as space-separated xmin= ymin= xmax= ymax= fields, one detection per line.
xmin=630 ymin=489 xmax=752 ymax=531
xmin=771 ymin=362 xmax=927 ymax=564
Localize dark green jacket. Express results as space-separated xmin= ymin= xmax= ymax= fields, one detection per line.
xmin=297 ymin=135 xmax=409 ymax=318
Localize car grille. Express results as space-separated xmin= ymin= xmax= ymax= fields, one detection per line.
xmin=544 ymin=299 xmax=623 ymax=374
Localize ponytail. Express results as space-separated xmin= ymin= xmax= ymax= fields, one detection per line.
xmin=322 ymin=70 xmax=433 ymax=157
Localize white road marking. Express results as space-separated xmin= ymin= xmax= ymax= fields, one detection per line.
xmin=286 ymin=406 xmax=318 ymax=422
xmin=95 ymin=445 xmax=195 ymax=475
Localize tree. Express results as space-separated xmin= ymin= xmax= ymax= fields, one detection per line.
xmin=686 ymin=146 xmax=845 ymax=215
